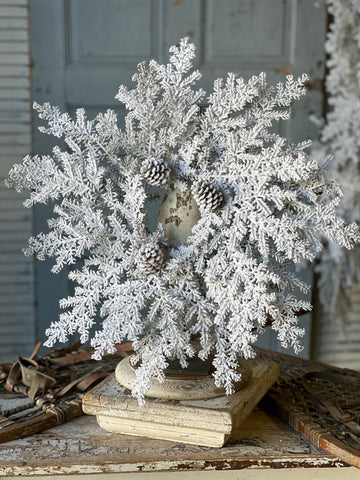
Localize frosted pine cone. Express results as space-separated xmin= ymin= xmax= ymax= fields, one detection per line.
xmin=141 ymin=157 xmax=170 ymax=186
xmin=138 ymin=244 xmax=164 ymax=274
xmin=192 ymin=181 xmax=224 ymax=213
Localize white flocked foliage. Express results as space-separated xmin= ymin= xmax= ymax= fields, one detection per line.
xmin=6 ymin=39 xmax=359 ymax=403
xmin=313 ymin=0 xmax=360 ymax=321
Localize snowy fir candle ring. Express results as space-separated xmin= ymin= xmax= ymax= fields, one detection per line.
xmin=6 ymin=37 xmax=360 ymax=404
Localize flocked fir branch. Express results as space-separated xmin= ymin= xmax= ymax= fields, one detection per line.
xmin=312 ymin=0 xmax=360 ymax=323
xmin=6 ymin=38 xmax=360 ymax=403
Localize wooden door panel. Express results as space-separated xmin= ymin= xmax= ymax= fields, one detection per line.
xmin=205 ymin=0 xmax=291 ymax=61
xmin=69 ymin=0 xmax=157 ymax=62
xmin=30 ymin=0 xmax=327 ymax=356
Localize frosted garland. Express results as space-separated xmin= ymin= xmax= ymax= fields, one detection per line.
xmin=6 ymin=39 xmax=359 ymax=403
xmin=314 ymin=0 xmax=360 ymax=320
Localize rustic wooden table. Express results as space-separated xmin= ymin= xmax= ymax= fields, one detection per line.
xmin=1 ymin=402 xmax=360 ymax=479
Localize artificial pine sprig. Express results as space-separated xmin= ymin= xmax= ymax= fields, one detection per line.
xmin=6 ymin=38 xmax=359 ymax=404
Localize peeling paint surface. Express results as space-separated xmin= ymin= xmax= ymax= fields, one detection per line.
xmin=0 ymin=407 xmax=349 ymax=477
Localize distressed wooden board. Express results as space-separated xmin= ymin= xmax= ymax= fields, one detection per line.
xmin=0 ymin=406 xmax=348 ymax=477
xmin=0 ymin=17 xmax=28 ymax=29
xmin=3 ymin=468 xmax=360 ymax=480
xmin=0 ymin=348 xmax=357 ymax=476
xmin=256 ymin=347 xmax=360 ymax=469
xmin=0 ymin=0 xmax=27 ymax=5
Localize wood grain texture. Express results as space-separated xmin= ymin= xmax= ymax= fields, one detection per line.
xmin=1 ymin=349 xmax=359 ymax=476
xmin=256 ymin=347 xmax=360 ymax=469
xmin=0 ymin=408 xmax=348 ymax=477
xmin=0 ymin=400 xmax=82 ymax=444
xmin=4 ymin=468 xmax=360 ymax=480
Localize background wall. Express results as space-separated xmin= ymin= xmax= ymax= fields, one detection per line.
xmin=2 ymin=0 xmax=328 ymax=361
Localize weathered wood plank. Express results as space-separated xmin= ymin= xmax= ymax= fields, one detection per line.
xmin=0 ymin=306 xmax=33 ymax=317
xmin=0 ymin=211 xmax=32 ymax=222
xmin=0 ymin=53 xmax=29 ymax=65
xmin=0 ymin=344 xmax=34 ymax=356
xmin=319 ymin=341 xmax=360 ymax=354
xmin=0 ymin=77 xmax=29 ymax=89
xmin=0 ymin=17 xmax=27 ymax=29
xmin=0 ymin=207 xmax=28 ymax=218
xmin=0 ymin=154 xmax=29 ymax=166
xmin=0 ymin=400 xmax=82 ymax=446
xmin=0 ymin=65 xmax=29 ymax=76
xmin=0 ymin=145 xmax=30 ymax=156
xmin=3 ymin=468 xmax=360 ymax=480
xmin=0 ymin=133 xmax=31 ymax=145
xmin=0 ymin=248 xmax=32 ymax=260
xmin=0 ymin=111 xmax=30 ymax=123
xmin=0 ymin=231 xmax=32 ymax=243
xmin=0 ymin=262 xmax=33 ymax=274
xmin=0 ymin=199 xmax=28 ymax=208
xmin=0 ymin=248 xmax=31 ymax=259
xmin=0 ymin=204 xmax=31 ymax=215
xmin=0 ymin=195 xmax=29 ymax=206
xmin=0 ymin=89 xmax=30 ymax=100
xmin=0 ymin=305 xmax=33 ymax=316
xmin=0 ymin=29 xmax=27 ymax=41
xmin=0 ymin=182 xmax=25 ymax=191
xmin=0 ymin=183 xmax=27 ymax=195
xmin=0 ymin=299 xmax=34 ymax=312
xmin=0 ymin=331 xmax=35 ymax=345
xmin=0 ymin=413 xmax=346 ymax=478
xmin=0 ymin=131 xmax=31 ymax=144
xmin=320 ymin=353 xmax=360 ymax=365
xmin=0 ymin=42 xmax=28 ymax=53
xmin=0 ymin=6 xmax=27 ymax=16
xmin=0 ymin=284 xmax=32 ymax=296
xmin=0 ymin=100 xmax=30 ymax=111
xmin=0 ymin=122 xmax=30 ymax=133
xmin=0 ymin=0 xmax=27 ymax=5
xmin=0 ymin=291 xmax=33 ymax=306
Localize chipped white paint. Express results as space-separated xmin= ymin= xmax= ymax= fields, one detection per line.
xmin=83 ymin=360 xmax=279 ymax=447
xmin=157 ymin=188 xmax=201 ymax=246
xmin=0 ymin=412 xmax=351 ymax=478
xmin=4 ymin=469 xmax=360 ymax=479
xmin=0 ymin=392 xmax=31 ymax=413
xmin=0 ymin=457 xmax=353 ymax=478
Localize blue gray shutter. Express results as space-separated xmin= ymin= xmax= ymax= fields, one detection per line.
xmin=0 ymin=0 xmax=34 ymax=361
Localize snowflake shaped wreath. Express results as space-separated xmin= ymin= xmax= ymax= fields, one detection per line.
xmin=7 ymin=38 xmax=359 ymax=403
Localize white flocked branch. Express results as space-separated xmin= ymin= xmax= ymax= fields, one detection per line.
xmin=6 ymin=38 xmax=359 ymax=403
xmin=313 ymin=0 xmax=360 ymax=323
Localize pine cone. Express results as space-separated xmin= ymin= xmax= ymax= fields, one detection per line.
xmin=141 ymin=157 xmax=170 ymax=186
xmin=138 ymin=244 xmax=164 ymax=274
xmin=192 ymin=181 xmax=224 ymax=213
